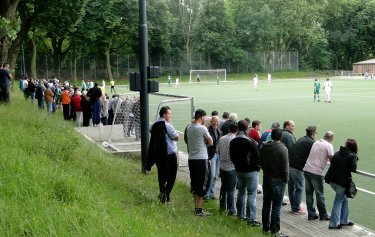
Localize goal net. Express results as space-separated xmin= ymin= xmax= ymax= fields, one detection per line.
xmin=189 ymin=69 xmax=227 ymax=84
xmin=102 ymin=92 xmax=194 ymax=154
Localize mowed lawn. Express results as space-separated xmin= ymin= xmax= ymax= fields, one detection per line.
xmin=154 ymin=77 xmax=375 ymax=229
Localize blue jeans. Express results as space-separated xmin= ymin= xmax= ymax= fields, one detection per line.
xmin=91 ymin=100 xmax=101 ymax=125
xmin=262 ymin=176 xmax=285 ymax=234
xmin=329 ymin=182 xmax=349 ymax=227
xmin=288 ymin=167 xmax=304 ymax=212
xmin=30 ymin=93 xmax=35 ymax=104
xmin=219 ymin=169 xmax=237 ymax=214
xmin=304 ymin=171 xmax=328 ymax=218
xmin=207 ymin=154 xmax=220 ymax=197
xmin=236 ymin=171 xmax=259 ymax=221
xmin=47 ymin=101 xmax=53 ymax=114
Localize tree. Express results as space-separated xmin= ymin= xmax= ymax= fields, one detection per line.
xmin=0 ymin=0 xmax=20 ymax=63
xmin=192 ymin=0 xmax=234 ymax=68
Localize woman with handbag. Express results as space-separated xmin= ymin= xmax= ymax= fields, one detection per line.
xmin=324 ymin=138 xmax=358 ymax=230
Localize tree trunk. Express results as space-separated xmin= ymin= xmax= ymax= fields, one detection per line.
xmin=30 ymin=37 xmax=37 ymax=79
xmin=73 ymin=55 xmax=77 ymax=81
xmin=105 ymin=47 xmax=113 ymax=81
xmin=0 ymin=0 xmax=21 ymax=62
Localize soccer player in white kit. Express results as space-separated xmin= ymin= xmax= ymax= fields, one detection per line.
xmin=253 ymin=74 xmax=259 ymax=91
xmin=323 ymin=78 xmax=333 ymax=103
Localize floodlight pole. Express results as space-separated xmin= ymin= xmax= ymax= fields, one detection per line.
xmin=139 ymin=0 xmax=149 ymax=171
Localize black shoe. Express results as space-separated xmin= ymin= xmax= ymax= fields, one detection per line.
xmin=308 ymin=215 xmax=319 ymax=220
xmin=320 ymin=215 xmax=330 ymax=221
xmin=340 ymin=222 xmax=354 ymax=226
xmin=329 ymin=225 xmax=342 ymax=230
xmin=271 ymin=231 xmax=289 ymax=237
xmin=247 ymin=220 xmax=261 ymax=227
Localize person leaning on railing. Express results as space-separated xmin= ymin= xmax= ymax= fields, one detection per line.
xmin=324 ymin=138 xmax=359 ymax=230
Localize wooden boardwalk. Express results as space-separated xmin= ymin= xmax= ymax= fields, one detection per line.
xmin=176 ymin=151 xmax=375 ymax=237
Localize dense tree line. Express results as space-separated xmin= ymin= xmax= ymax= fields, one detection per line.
xmin=1 ymin=0 xmax=374 ymax=79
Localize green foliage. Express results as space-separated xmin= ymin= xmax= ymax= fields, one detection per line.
xmin=0 ymin=17 xmax=19 ymax=41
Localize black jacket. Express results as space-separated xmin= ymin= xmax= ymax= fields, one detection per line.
xmin=325 ymin=146 xmax=358 ymax=187
xmin=260 ymin=140 xmax=289 ymax=183
xmin=207 ymin=126 xmax=221 ymax=159
xmin=146 ymin=121 xmax=168 ymax=171
xmin=230 ymin=133 xmax=260 ymax=173
xmin=289 ymin=136 xmax=314 ymax=170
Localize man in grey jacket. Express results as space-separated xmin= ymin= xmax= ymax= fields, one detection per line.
xmin=260 ymin=128 xmax=289 ymax=237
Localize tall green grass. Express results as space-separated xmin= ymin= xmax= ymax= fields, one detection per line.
xmin=0 ymin=91 xmax=263 ymax=236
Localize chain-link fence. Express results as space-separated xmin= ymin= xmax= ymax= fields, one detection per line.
xmin=16 ymin=51 xmax=299 ymax=81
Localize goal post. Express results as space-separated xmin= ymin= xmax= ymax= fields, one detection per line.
xmin=189 ymin=69 xmax=227 ymax=84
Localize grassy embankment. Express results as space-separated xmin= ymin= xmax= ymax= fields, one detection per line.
xmin=0 ymin=90 xmax=263 ymax=236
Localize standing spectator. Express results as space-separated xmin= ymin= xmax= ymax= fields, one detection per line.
xmin=249 ymin=120 xmax=262 ymax=144
xmin=221 ymin=113 xmax=237 ymax=136
xmin=325 ymin=139 xmax=358 ymax=229
xmin=28 ymin=79 xmax=36 ymax=104
xmin=186 ymin=109 xmax=213 ymax=216
xmin=87 ymin=83 xmax=102 ymax=126
xmin=80 ymin=91 xmax=92 ymax=127
xmin=205 ymin=115 xmax=221 ymax=200
xmin=100 ymin=94 xmax=109 ymax=125
xmin=288 ymin=126 xmax=317 ymax=214
xmin=44 ymin=84 xmax=54 ymax=114
xmin=323 ymin=78 xmax=333 ymax=103
xmin=61 ymin=86 xmax=71 ymax=120
xmin=71 ymin=90 xmax=82 ymax=127
xmin=0 ymin=63 xmax=13 ymax=104
xmin=230 ymin=120 xmax=261 ymax=226
xmin=260 ymin=128 xmax=289 ymax=237
xmin=218 ymin=121 xmax=238 ymax=216
xmin=146 ymin=106 xmax=179 ymax=203
xmin=303 ymin=131 xmax=334 ymax=221
xmin=281 ymin=120 xmax=296 ymax=206
xmin=81 ymin=80 xmax=87 ymax=91
xmin=132 ymin=97 xmax=141 ymax=139
xmin=258 ymin=122 xmax=280 ymax=149
xmin=35 ymin=82 xmax=44 ymax=110
xmin=219 ymin=111 xmax=229 ymax=131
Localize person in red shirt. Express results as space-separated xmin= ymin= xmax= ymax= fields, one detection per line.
xmin=61 ymin=87 xmax=71 ymax=120
xmin=249 ymin=120 xmax=262 ymax=144
xmin=71 ymin=90 xmax=82 ymax=127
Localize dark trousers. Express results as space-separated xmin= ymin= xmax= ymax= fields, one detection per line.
xmin=0 ymin=84 xmax=10 ymax=104
xmin=262 ymin=176 xmax=285 ymax=234
xmin=156 ymin=153 xmax=178 ymax=201
xmin=63 ymin=104 xmax=70 ymax=120
xmin=91 ymin=100 xmax=101 ymax=125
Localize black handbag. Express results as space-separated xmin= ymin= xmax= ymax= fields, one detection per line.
xmin=345 ymin=179 xmax=357 ymax=198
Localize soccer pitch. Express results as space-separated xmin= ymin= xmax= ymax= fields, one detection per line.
xmin=157 ymin=77 xmax=375 ymax=229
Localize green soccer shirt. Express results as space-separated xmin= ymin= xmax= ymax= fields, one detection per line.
xmin=314 ymin=81 xmax=320 ymax=92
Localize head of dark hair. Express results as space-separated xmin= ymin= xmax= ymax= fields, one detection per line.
xmin=271 ymin=128 xmax=283 ymax=141
xmin=94 ymin=82 xmax=98 ymax=87
xmin=244 ymin=117 xmax=251 ymax=124
xmin=345 ymin=138 xmax=358 ymax=154
xmin=306 ymin=126 xmax=317 ymax=137
xmin=222 ymin=112 xmax=229 ymax=119
xmin=211 ymin=110 xmax=218 ymax=116
xmin=252 ymin=120 xmax=261 ymax=128
xmin=283 ymin=121 xmax=290 ymax=129
xmin=228 ymin=121 xmax=238 ymax=133
xmin=194 ymin=109 xmax=207 ymax=119
xmin=159 ymin=106 xmax=171 ymax=117
xmin=237 ymin=120 xmax=248 ymax=132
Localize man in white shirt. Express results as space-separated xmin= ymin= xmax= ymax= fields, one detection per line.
xmin=303 ymin=131 xmax=334 ymax=221
xmin=323 ymin=78 xmax=333 ymax=103
xmin=253 ymin=74 xmax=259 ymax=91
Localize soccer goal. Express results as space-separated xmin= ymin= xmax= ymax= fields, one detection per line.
xmin=189 ymin=69 xmax=227 ymax=84
xmin=102 ymin=92 xmax=195 ymax=153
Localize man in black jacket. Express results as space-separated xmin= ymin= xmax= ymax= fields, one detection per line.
xmin=288 ymin=126 xmax=317 ymax=214
xmin=230 ymin=120 xmax=260 ymax=226
xmin=260 ymin=128 xmax=289 ymax=237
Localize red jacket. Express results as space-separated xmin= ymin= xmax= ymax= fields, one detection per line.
xmin=71 ymin=95 xmax=82 ymax=112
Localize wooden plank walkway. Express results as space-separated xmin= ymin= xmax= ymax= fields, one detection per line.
xmin=176 ymin=151 xmax=375 ymax=237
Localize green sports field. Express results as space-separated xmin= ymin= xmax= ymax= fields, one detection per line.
xmin=155 ymin=77 xmax=375 ymax=229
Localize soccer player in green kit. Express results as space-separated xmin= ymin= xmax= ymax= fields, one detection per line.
xmin=313 ymin=79 xmax=320 ymax=102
